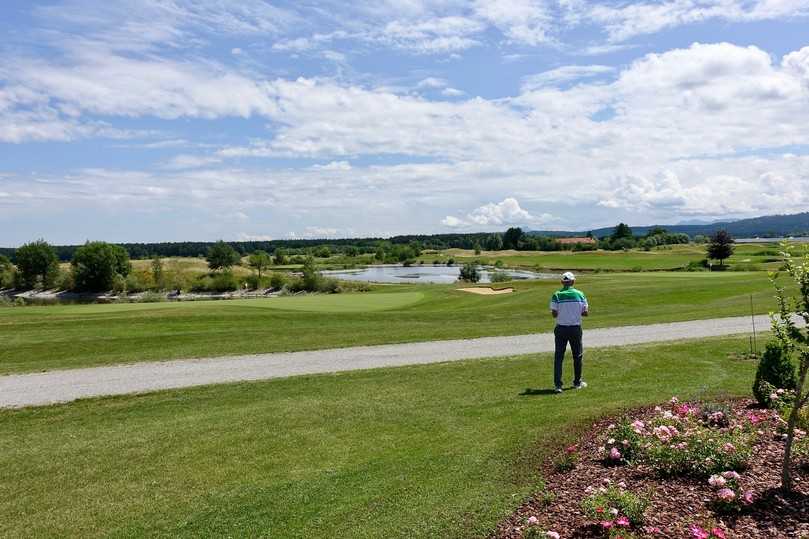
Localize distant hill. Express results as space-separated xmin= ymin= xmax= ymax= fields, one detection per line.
xmin=531 ymin=212 xmax=809 ymax=239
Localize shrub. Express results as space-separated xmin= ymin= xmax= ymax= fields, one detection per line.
xmin=338 ymin=280 xmax=371 ymax=292
xmin=581 ymin=485 xmax=649 ymax=527
xmin=125 ymin=270 xmax=152 ymax=293
xmin=111 ymin=274 xmax=127 ymax=295
xmin=318 ymin=277 xmax=340 ymax=293
xmin=600 ymin=419 xmax=644 ymax=465
xmin=553 ymin=444 xmax=579 ymax=472
xmin=706 ymin=471 xmax=755 ymax=513
xmin=54 ymin=268 xmax=75 ymax=291
xmin=209 ymin=271 xmax=240 ymax=292
xmin=699 ymin=402 xmax=732 ymax=428
xmin=269 ymin=272 xmax=288 ymax=290
xmin=245 ymin=274 xmax=269 ymax=290
xmin=753 ymin=341 xmax=797 ymax=406
xmin=459 ymin=262 xmax=480 ymax=282
xmin=489 ymin=271 xmax=511 ymax=283
xmin=644 ymin=428 xmax=754 ymax=477
xmin=138 ymin=291 xmax=166 ymax=303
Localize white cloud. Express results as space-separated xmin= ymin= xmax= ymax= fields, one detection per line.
xmin=443 ymin=198 xmax=553 ymax=228
xmin=586 ymin=0 xmax=809 ymax=43
xmin=311 ymin=160 xmax=352 ymax=170
xmin=441 ymin=87 xmax=465 ymax=96
xmin=473 ymin=0 xmax=554 ymax=46
xmin=289 ymin=227 xmax=340 ymax=238
xmin=238 ymin=233 xmax=274 ymax=241
xmin=162 ymin=154 xmax=223 ymax=170
xmin=521 ymin=64 xmax=614 ymax=90
xmin=417 ymin=77 xmax=448 ymax=89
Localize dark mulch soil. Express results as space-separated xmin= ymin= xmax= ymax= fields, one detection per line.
xmin=493 ymin=400 xmax=809 ymax=539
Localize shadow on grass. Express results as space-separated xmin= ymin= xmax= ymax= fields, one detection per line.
xmin=519 ymin=388 xmax=560 ymax=396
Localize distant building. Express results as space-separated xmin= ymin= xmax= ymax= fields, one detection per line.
xmin=557 ymin=237 xmax=597 ymax=245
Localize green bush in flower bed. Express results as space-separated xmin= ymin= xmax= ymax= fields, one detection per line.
xmin=598 ymin=399 xmax=758 ymax=478
xmin=581 ymin=484 xmax=649 ymax=527
xmin=601 ymin=419 xmax=644 ymax=465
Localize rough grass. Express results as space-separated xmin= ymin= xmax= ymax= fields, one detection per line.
xmin=0 ymin=336 xmax=758 ymax=538
xmin=0 ymin=272 xmax=782 ymax=374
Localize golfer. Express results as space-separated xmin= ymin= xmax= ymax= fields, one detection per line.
xmin=550 ymin=271 xmax=588 ymax=393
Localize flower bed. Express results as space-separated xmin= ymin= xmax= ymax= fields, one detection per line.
xmin=493 ymin=398 xmax=809 ymax=538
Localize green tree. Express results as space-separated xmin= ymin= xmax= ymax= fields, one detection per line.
xmin=485 ymin=233 xmax=503 ymax=251
xmin=273 ymin=249 xmax=288 ymax=266
xmin=707 ymin=230 xmax=735 ymax=266
xmin=473 ymin=241 xmax=482 ymax=255
xmin=206 ymin=240 xmax=241 ymax=271
xmin=247 ymin=250 xmax=272 ymax=279
xmin=301 ymin=256 xmax=321 ymax=291
xmin=314 ymin=245 xmax=331 ymax=258
xmin=375 ymin=246 xmax=386 ymax=261
xmin=502 ymin=227 xmax=524 ymax=250
xmin=459 ymin=262 xmax=480 ymax=283
xmin=769 ymin=244 xmax=809 ymax=491
xmin=0 ymin=255 xmax=14 ymax=288
xmin=15 ymin=239 xmax=60 ymax=289
xmin=151 ymin=256 xmax=164 ymax=289
xmin=611 ymin=223 xmax=633 ymax=240
xmin=71 ymin=241 xmax=131 ymax=292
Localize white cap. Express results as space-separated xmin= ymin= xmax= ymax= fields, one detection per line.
xmin=561 ymin=271 xmax=575 ymax=282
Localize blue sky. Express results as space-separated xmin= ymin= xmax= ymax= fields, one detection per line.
xmin=1 ymin=0 xmax=809 ymax=246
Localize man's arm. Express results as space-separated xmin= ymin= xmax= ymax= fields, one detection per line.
xmin=550 ymin=296 xmax=558 ymax=318
xmin=581 ymin=298 xmax=589 ymax=317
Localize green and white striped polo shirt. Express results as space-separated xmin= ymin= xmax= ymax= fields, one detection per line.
xmin=549 ymin=286 xmax=588 ymax=326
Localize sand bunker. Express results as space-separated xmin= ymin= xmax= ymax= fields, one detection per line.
xmin=457 ymin=287 xmax=514 ymax=295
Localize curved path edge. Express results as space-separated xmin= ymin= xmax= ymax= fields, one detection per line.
xmin=1 ymin=315 xmax=799 ymax=408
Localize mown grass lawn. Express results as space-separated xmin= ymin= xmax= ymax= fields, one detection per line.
xmin=421 ymin=243 xmax=784 ymax=271
xmin=0 ymin=336 xmax=759 ymax=538
xmin=0 ymin=272 xmax=780 ymax=374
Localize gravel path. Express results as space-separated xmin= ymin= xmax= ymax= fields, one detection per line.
xmin=0 ymin=314 xmax=797 ymax=409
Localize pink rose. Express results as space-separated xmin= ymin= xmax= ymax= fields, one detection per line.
xmin=600 ymin=520 xmax=614 ymax=529
xmin=717 ymin=488 xmax=736 ymax=502
xmin=527 ymin=516 xmax=539 ymax=525
xmin=711 ymin=528 xmax=727 ymax=539
xmin=721 ymin=471 xmax=740 ymax=480
xmin=610 ymin=447 xmax=622 ymax=460
xmin=723 ymin=442 xmax=736 ymax=453
xmin=742 ymin=490 xmax=754 ymax=504
xmin=689 ymin=524 xmax=710 ymax=539
xmin=708 ymin=474 xmax=726 ymax=487
xmin=616 ymin=516 xmax=630 ymax=527
xmin=547 ymin=532 xmax=561 ymax=539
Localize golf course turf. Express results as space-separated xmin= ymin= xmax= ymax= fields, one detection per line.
xmin=0 ymin=335 xmax=760 ymax=538
xmin=0 ymin=272 xmax=782 ymax=374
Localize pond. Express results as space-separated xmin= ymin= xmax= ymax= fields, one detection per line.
xmin=322 ymin=265 xmax=556 ymax=284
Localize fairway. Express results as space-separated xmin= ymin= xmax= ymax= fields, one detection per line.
xmin=0 ymin=272 xmax=784 ymax=374
xmin=237 ymin=291 xmax=425 ymax=312
xmin=0 ymin=336 xmax=759 ymax=538
xmin=423 ymin=242 xmax=785 ymax=271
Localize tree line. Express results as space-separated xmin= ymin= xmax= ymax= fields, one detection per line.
xmin=0 ymin=225 xmax=689 ymax=262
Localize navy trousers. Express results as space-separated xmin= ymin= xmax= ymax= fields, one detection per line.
xmin=554 ymin=325 xmax=583 ymax=389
